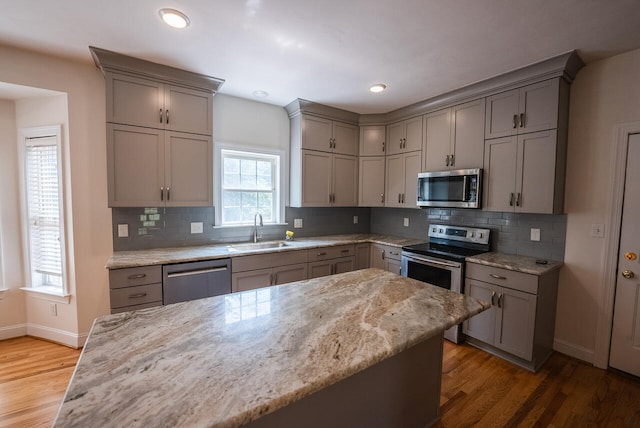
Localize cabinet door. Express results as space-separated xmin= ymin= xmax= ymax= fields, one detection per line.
xmin=403 ymin=151 xmax=422 ymax=208
xmin=386 ymin=121 xmax=405 ymax=155
xmin=358 ymin=156 xmax=385 ymax=207
xmin=333 ymin=256 xmax=355 ymax=275
xmin=463 ymin=279 xmax=497 ymax=344
xmin=485 ymin=89 xmax=519 ymax=139
xmin=370 ymin=244 xmax=387 ymax=270
xmin=301 ymin=150 xmax=332 ymax=206
xmin=106 ymin=73 xmax=163 ymax=129
xmin=387 ymin=258 xmax=402 ymax=275
xmin=494 ymin=286 xmax=537 ymax=360
xmin=355 ymin=244 xmax=370 ymax=270
xmin=308 ymin=260 xmax=333 ymax=279
xmin=451 ymin=99 xmax=485 ymax=169
xmin=232 ymin=268 xmax=273 ymax=292
xmin=424 ymin=108 xmax=452 ymax=171
xmin=516 ymin=130 xmax=558 ymax=213
xmin=332 ymin=154 xmax=358 ymax=206
xmin=385 ymin=154 xmax=404 ymax=207
xmin=165 ymin=85 xmax=213 ymax=135
xmin=332 ymin=121 xmax=358 ymax=156
xmin=107 ymin=124 xmax=164 ymax=207
xmin=273 ymin=263 xmax=307 ymax=285
xmin=404 ymin=116 xmax=424 ymax=152
xmin=360 ymin=126 xmax=386 ymax=156
xmin=483 ymin=136 xmax=517 ymax=212
xmin=302 ymin=115 xmax=333 ymax=152
xmin=165 ymin=132 xmax=213 ymax=207
xmin=519 ymin=79 xmax=559 ymax=134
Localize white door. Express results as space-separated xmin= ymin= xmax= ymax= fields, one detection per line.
xmin=609 ymin=133 xmax=640 ymax=377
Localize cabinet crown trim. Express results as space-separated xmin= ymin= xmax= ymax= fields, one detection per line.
xmin=285 ymin=98 xmax=360 ymax=124
xmin=90 ymin=46 xmax=225 ymax=93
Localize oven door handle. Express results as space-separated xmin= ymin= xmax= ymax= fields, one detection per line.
xmin=405 ymin=255 xmax=460 ymax=269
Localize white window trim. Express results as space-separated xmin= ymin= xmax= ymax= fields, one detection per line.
xmin=18 ymin=125 xmax=71 ymax=301
xmin=214 ymin=142 xmax=287 ymax=227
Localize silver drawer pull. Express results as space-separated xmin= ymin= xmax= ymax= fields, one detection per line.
xmin=317 ymin=252 xmax=327 ymax=256
xmin=166 ymin=267 xmax=228 ymax=278
xmin=129 ymin=292 xmax=147 ymax=299
xmin=389 ymin=251 xmax=399 ymax=256
xmin=127 ymin=273 xmax=147 ymax=280
xmin=490 ymin=273 xmax=507 ymax=280
xmin=341 ymin=249 xmax=350 ymax=253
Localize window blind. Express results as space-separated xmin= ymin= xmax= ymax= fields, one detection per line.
xmin=25 ymin=136 xmax=63 ymax=287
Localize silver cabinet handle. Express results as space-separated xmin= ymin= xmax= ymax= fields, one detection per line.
xmin=380 ymin=193 xmax=384 ymax=204
xmin=317 ymin=252 xmax=327 ymax=256
xmin=401 ymin=193 xmax=405 ymax=204
xmin=497 ymin=293 xmax=504 ymax=308
xmin=341 ymin=249 xmax=350 ymax=253
xmin=381 ymin=250 xmax=385 ymax=260
xmin=160 ymin=109 xmax=163 ymax=124
xmin=167 ymin=187 xmax=171 ymax=201
xmin=446 ymin=154 xmax=450 ymax=166
xmin=490 ymin=273 xmax=507 ymax=280
xmin=269 ymin=273 xmax=274 ymax=285
xmin=450 ymin=154 xmax=454 ymax=166
xmin=382 ymin=141 xmax=385 ymax=152
xmin=516 ymin=192 xmax=521 ymax=207
xmin=512 ymin=114 xmax=517 ymax=129
xmin=509 ymin=193 xmax=514 ymax=206
xmin=166 ymin=267 xmax=228 ymax=278
xmin=161 ymin=186 xmax=164 ymax=201
xmin=127 ymin=273 xmax=146 ymax=280
xmin=490 ymin=291 xmax=496 ymax=306
xmin=273 ymin=272 xmax=278 ymax=284
xmin=389 ymin=251 xmax=399 ymax=256
xmin=129 ymin=292 xmax=147 ymax=299
xmin=398 ymin=193 xmax=401 ymax=203
xmin=519 ymin=113 xmax=524 ymax=128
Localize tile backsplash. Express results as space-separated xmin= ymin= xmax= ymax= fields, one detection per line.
xmin=112 ymin=206 xmax=566 ymax=261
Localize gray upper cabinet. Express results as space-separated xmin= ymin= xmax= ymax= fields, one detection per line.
xmin=358 ymin=156 xmax=385 ymax=207
xmin=301 ymin=114 xmax=358 ymax=156
xmin=423 ymin=99 xmax=485 ymax=171
xmin=107 ymin=73 xmax=213 ymax=136
xmin=385 ymin=151 xmax=421 ymax=208
xmin=293 ymin=150 xmax=358 ymax=207
xmin=386 ymin=116 xmax=423 ymax=155
xmin=359 ymin=125 xmax=386 ymax=156
xmin=485 ymin=79 xmax=559 ymax=140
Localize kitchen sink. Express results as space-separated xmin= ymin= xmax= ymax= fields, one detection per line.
xmin=227 ymin=241 xmax=289 ymax=252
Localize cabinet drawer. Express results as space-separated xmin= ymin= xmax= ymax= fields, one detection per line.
xmin=111 ymin=301 xmax=163 ymax=314
xmin=466 ymin=263 xmax=538 ymax=294
xmin=308 ymin=244 xmax=355 ymax=262
xmin=109 ymin=265 xmax=162 ymax=289
xmin=110 ymin=283 xmax=163 ymax=309
xmin=232 ymin=250 xmax=309 ymax=272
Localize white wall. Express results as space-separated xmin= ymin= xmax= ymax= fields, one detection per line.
xmin=555 ymin=47 xmax=640 ymax=362
xmin=0 ymin=44 xmax=111 ymax=347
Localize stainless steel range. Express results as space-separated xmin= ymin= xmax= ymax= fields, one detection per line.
xmin=401 ymin=224 xmax=490 ymax=343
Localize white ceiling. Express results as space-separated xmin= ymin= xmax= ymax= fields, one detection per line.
xmin=1 ymin=0 xmax=640 ymax=113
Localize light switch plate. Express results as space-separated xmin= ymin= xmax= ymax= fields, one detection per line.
xmin=591 ymin=223 xmax=605 ymax=238
xmin=353 ymin=216 xmax=358 ymax=224
xmin=117 ymin=224 xmax=129 ymax=238
xmin=403 ymin=218 xmax=410 ymax=227
xmin=530 ymin=228 xmax=541 ymax=241
xmin=191 ymin=222 xmax=204 ymax=234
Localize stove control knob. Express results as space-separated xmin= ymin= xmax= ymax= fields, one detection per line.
xmin=432 ymin=227 xmax=437 ymax=233
xmin=469 ymin=232 xmax=475 ymax=238
xmin=479 ymin=233 xmax=484 ymax=238
xmin=439 ymin=228 xmax=444 ymax=233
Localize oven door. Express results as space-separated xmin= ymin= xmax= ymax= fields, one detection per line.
xmin=401 ymin=252 xmax=463 ymax=343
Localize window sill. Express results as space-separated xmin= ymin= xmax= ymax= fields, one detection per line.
xmin=212 ymin=222 xmax=288 ymax=229
xmin=0 ymin=288 xmax=8 ymax=300
xmin=20 ymin=287 xmax=71 ymax=304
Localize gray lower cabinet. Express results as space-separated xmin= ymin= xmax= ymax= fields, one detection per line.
xmin=355 ymin=243 xmax=371 ymax=270
xmin=108 ymin=265 xmax=163 ymax=314
xmin=308 ymin=245 xmax=356 ymax=279
xmin=463 ymin=262 xmax=559 ymax=372
xmin=370 ymin=244 xmax=402 ymax=275
xmin=231 ymin=251 xmax=309 ymax=292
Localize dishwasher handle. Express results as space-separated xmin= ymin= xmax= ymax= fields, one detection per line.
xmin=166 ymin=266 xmax=228 ymax=279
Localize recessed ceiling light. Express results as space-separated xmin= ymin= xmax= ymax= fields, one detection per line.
xmin=159 ymin=8 xmax=190 ymax=29
xmin=253 ymin=90 xmax=269 ymax=98
xmin=369 ymin=84 xmax=387 ymax=93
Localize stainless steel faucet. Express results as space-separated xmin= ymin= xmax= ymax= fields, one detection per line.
xmin=253 ymin=212 xmax=263 ymax=243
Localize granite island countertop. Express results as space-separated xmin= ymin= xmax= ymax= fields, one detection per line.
xmin=54 ymin=268 xmax=489 ymax=428
xmin=466 ymin=252 xmax=563 ymax=276
xmin=106 ymin=233 xmax=425 ymax=269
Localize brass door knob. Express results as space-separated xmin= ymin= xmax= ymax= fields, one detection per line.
xmin=622 ymin=270 xmax=635 ymax=279
xmin=624 ymin=252 xmax=637 ymax=261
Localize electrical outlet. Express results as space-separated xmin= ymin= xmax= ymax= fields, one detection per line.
xmin=530 ymin=228 xmax=541 ymax=241
xmin=190 ymin=222 xmax=203 ymax=234
xmin=353 ymin=216 xmax=358 ymax=224
xmin=294 ymin=219 xmax=303 ymax=228
xmin=117 ymin=224 xmax=128 ymax=238
xmin=591 ymin=223 xmax=605 ymax=238
xmin=403 ymin=218 xmax=410 ymax=227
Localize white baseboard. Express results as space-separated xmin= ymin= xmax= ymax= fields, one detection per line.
xmin=26 ymin=324 xmax=84 ymax=349
xmin=554 ymin=338 xmax=595 ymax=364
xmin=0 ymin=323 xmax=28 ymax=340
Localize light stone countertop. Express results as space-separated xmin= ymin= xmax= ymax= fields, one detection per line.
xmin=54 ymin=268 xmax=489 ymax=428
xmin=466 ymin=252 xmax=563 ymax=276
xmin=106 ymin=234 xmax=425 ymax=269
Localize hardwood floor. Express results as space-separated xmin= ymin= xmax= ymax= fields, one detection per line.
xmin=0 ymin=337 xmax=639 ymax=427
xmin=0 ymin=337 xmax=81 ymax=428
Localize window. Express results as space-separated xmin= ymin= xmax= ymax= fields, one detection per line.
xmin=219 ymin=148 xmax=281 ymax=225
xmin=20 ymin=126 xmax=66 ymax=294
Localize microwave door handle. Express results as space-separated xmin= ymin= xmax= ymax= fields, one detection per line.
xmin=462 ymin=176 xmax=469 ymax=201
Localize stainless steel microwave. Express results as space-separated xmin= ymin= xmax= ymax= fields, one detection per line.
xmin=417 ymin=168 xmax=482 ymax=208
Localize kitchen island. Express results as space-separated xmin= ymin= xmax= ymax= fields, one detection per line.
xmin=54 ymin=269 xmax=489 ymax=427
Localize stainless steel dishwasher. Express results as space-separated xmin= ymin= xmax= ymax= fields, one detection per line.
xmin=162 ymin=258 xmax=231 ymax=305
